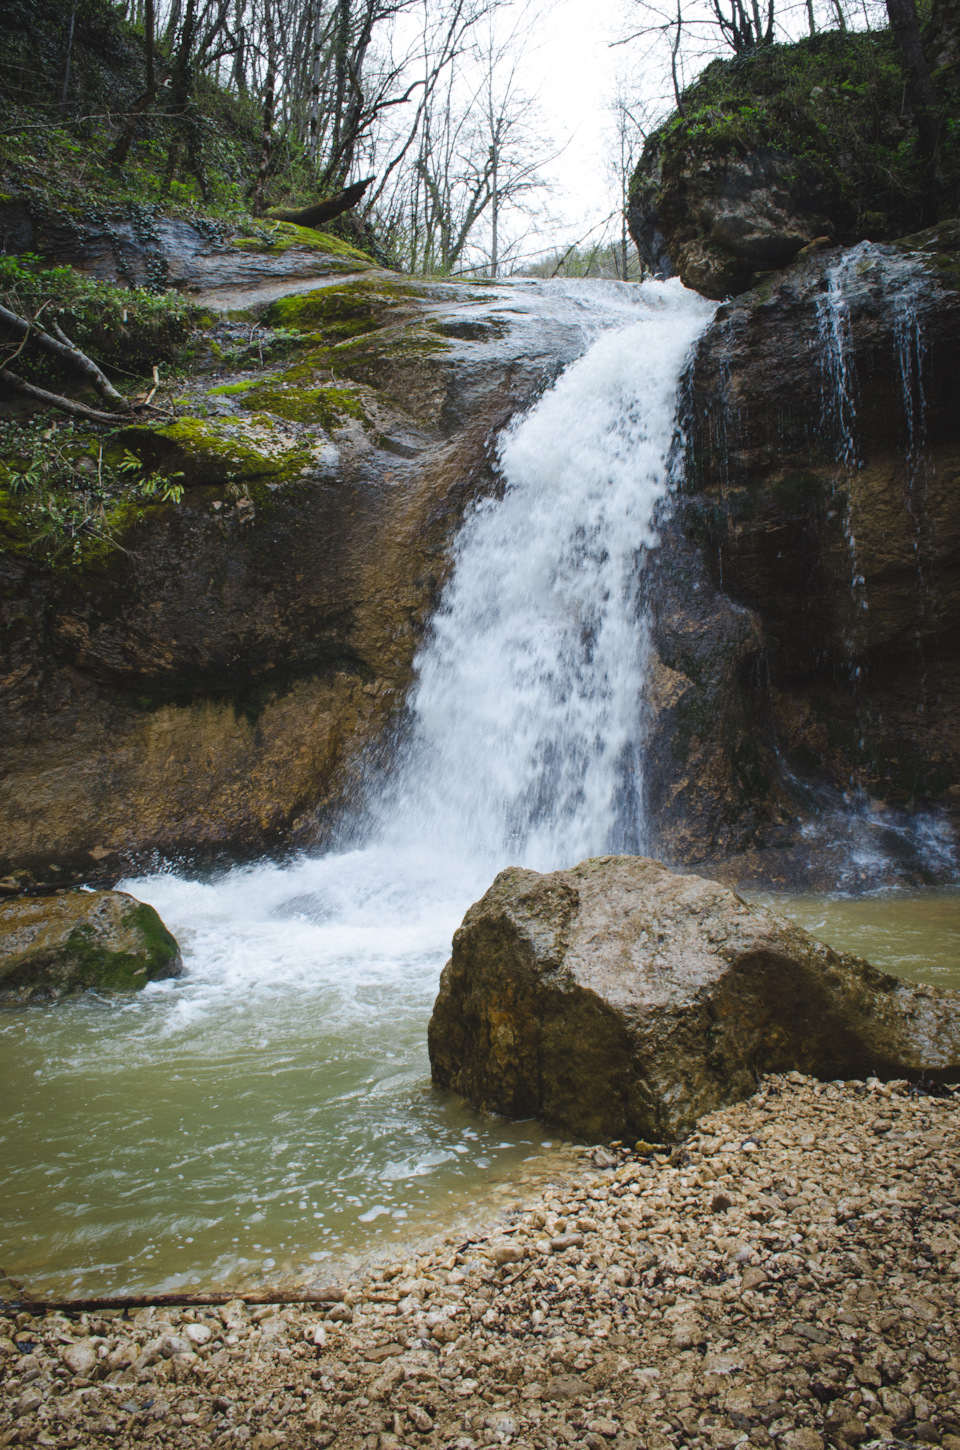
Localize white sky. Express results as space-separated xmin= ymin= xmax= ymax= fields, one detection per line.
xmin=516 ymin=0 xmax=628 ymax=259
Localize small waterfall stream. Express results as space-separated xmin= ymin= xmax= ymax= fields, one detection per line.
xmin=1 ymin=279 xmax=717 ymax=1297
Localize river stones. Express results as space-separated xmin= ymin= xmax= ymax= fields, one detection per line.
xmin=0 ymin=889 xmax=182 ymax=999
xmin=428 ymin=855 xmax=960 ymax=1141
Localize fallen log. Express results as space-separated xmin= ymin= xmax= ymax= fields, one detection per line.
xmin=0 ymin=303 xmax=127 ymax=411
xmin=269 ymin=175 xmax=374 ymax=231
xmin=0 ymin=367 xmax=127 ymax=424
xmin=1 ymin=1288 xmax=345 ymax=1315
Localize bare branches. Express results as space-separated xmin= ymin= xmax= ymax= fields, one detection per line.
xmin=0 ymin=370 xmax=128 ymax=425
xmin=0 ymin=304 xmax=129 ymax=411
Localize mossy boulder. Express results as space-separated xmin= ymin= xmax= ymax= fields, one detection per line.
xmin=231 ymin=222 xmax=371 ymax=262
xmin=629 ymin=27 xmax=960 ymax=297
xmin=122 ymin=414 xmax=333 ymax=486
xmin=429 ymin=856 xmax=960 ymax=1143
xmin=0 ymin=889 xmax=182 ymax=999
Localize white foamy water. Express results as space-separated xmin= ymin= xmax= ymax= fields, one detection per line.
xmin=1 ymin=278 xmax=717 ymax=1296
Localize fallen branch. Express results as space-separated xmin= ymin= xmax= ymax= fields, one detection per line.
xmin=0 ymin=303 xmax=128 ymax=411
xmin=0 ymin=368 xmax=131 ymax=424
xmin=268 ymin=175 xmax=374 ymax=231
xmin=1 ymin=1288 xmax=345 ymax=1316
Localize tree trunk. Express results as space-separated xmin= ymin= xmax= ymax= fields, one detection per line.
xmin=248 ymin=9 xmax=277 ymax=214
xmin=109 ymin=0 xmax=157 ymax=171
xmin=269 ymin=175 xmax=374 ymax=229
xmin=59 ymin=0 xmax=79 ymax=113
xmin=886 ymin=0 xmax=941 ymax=160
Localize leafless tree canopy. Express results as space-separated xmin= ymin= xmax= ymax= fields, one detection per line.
xmin=113 ymin=0 xmax=553 ymax=273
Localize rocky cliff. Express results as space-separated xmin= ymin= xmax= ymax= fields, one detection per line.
xmin=629 ymin=4 xmax=960 ymax=298
xmin=640 ymin=225 xmax=960 ymax=884
xmin=0 ymin=251 xmax=594 ymax=885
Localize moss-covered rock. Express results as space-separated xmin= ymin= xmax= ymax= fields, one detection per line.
xmin=629 ymin=26 xmax=960 ymax=297
xmin=232 ymin=222 xmax=372 ymax=262
xmin=122 ymin=414 xmax=332 ymax=486
xmin=0 ymin=889 xmax=182 ymax=999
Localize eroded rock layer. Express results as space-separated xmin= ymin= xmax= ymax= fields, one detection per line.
xmin=641 ymin=229 xmax=960 ymax=879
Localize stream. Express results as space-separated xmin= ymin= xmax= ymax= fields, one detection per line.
xmin=2 ymin=275 xmax=957 ymax=1302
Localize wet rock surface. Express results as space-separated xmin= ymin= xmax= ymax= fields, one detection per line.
xmin=427 ymin=856 xmax=960 ymax=1142
xmin=0 ymin=200 xmax=372 ymax=299
xmin=641 ymin=233 xmax=960 ymax=882
xmin=2 ymin=1075 xmax=959 ymax=1449
xmin=0 ymin=274 xmax=589 ymax=880
xmin=0 ymin=889 xmax=182 ymax=998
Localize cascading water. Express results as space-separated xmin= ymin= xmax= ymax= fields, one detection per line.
xmin=375 ymin=286 xmax=715 ymax=872
xmin=0 ymin=278 xmax=716 ymax=1297
xmin=806 ymin=243 xmax=953 ymax=883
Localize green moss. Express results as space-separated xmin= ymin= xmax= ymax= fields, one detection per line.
xmin=0 ymin=487 xmax=35 ymax=556
xmin=64 ymin=901 xmax=180 ymax=990
xmin=237 ymin=380 xmax=369 ymax=428
xmin=124 ymin=413 xmax=321 ymax=486
xmin=633 ymin=27 xmax=960 ymax=248
xmin=207 ymin=375 xmax=282 ymax=397
xmin=233 ymin=220 xmax=373 ymax=261
xmin=266 ymin=284 xmax=397 ymax=339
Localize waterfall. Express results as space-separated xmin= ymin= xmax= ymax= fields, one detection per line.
xmin=3 ymin=278 xmax=714 ymax=1297
xmin=373 ymin=282 xmax=715 ymax=874
xmin=806 ymin=243 xmax=953 ymax=881
xmin=127 ymin=278 xmax=716 ymax=1015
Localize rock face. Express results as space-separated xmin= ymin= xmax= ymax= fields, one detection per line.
xmin=0 ymin=273 xmax=593 ymax=881
xmin=0 ymin=200 xmax=372 ymax=303
xmin=428 ymin=856 xmax=960 ymax=1142
xmin=628 ymin=24 xmax=960 ymax=298
xmin=0 ymin=889 xmax=182 ymax=998
xmin=638 ymin=228 xmax=960 ymax=881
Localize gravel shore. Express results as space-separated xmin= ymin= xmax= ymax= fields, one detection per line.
xmin=2 ymin=1073 xmax=959 ymax=1450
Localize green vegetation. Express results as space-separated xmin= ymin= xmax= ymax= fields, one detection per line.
xmin=635 ymin=27 xmax=960 ymax=243
xmin=0 ymin=415 xmax=186 ymax=566
xmin=231 ymin=222 xmax=371 ymax=262
xmin=0 ymin=253 xmax=195 ymax=376
xmin=236 ymin=381 xmax=369 ymax=428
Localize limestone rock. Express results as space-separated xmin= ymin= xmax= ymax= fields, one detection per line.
xmin=0 ymin=889 xmax=182 ymax=998
xmin=628 ymin=27 xmax=960 ymax=298
xmin=0 ymin=201 xmax=372 ymax=300
xmin=428 ymin=856 xmax=960 ymax=1142
xmin=0 ymin=274 xmax=587 ymax=882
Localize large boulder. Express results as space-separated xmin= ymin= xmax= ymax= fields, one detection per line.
xmin=0 ymin=889 xmax=182 ymax=999
xmin=628 ymin=26 xmax=960 ymax=298
xmin=428 ymin=856 xmax=960 ymax=1143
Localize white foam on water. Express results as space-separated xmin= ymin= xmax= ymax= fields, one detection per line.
xmin=127 ymin=278 xmax=716 ymax=1024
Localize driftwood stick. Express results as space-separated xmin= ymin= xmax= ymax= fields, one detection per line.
xmin=0 ymin=368 xmax=126 ymax=424
xmin=2 ymin=1289 xmax=344 ymax=1315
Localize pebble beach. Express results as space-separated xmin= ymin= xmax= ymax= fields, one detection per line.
xmin=2 ymin=1073 xmax=959 ymax=1450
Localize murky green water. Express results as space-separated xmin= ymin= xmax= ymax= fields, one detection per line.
xmin=748 ymin=887 xmax=960 ymax=990
xmin=4 ymin=873 xmax=957 ymax=1303
xmin=0 ymin=853 xmax=581 ymax=1303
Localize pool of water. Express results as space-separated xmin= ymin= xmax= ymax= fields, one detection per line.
xmin=0 ymin=848 xmax=580 ymax=1302
xmin=748 ymin=887 xmax=960 ymax=990
xmin=4 ymin=873 xmax=958 ymax=1303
